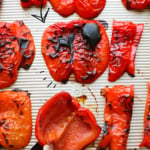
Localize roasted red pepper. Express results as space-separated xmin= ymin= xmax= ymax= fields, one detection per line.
xmin=98 ymin=85 xmax=134 ymax=150
xmin=122 ymin=0 xmax=148 ymax=9
xmin=0 ymin=21 xmax=35 ymax=89
xmin=41 ymin=20 xmax=109 ymax=84
xmin=140 ymin=82 xmax=150 ymax=148
xmin=49 ymin=0 xmax=106 ymax=18
xmin=0 ymin=90 xmax=32 ymax=149
xmin=108 ymin=20 xmax=143 ymax=82
xmin=20 ymin=0 xmax=47 ymax=8
xmin=35 ymin=91 xmax=101 ymax=149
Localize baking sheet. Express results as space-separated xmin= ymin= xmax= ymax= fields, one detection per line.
xmin=1 ymin=0 xmax=150 ymax=149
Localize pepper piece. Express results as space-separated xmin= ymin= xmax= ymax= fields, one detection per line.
xmin=0 ymin=21 xmax=35 ymax=89
xmin=140 ymin=82 xmax=150 ymax=148
xmin=35 ymin=91 xmax=101 ymax=149
xmin=108 ymin=20 xmax=144 ymax=82
xmin=122 ymin=0 xmax=148 ymax=9
xmin=41 ymin=20 xmax=109 ymax=84
xmin=98 ymin=85 xmax=134 ymax=150
xmin=0 ymin=90 xmax=32 ymax=149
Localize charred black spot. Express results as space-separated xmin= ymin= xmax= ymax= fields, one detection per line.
xmin=31 ymin=142 xmax=43 ymax=150
xmin=147 ymin=115 xmax=150 ymax=120
xmin=126 ymin=0 xmax=131 ymax=9
xmin=20 ymin=110 xmax=23 ymax=115
xmin=98 ymin=20 xmax=109 ymax=30
xmin=49 ymin=53 xmax=60 ymax=59
xmin=82 ymin=23 xmax=101 ymax=50
xmin=103 ymin=122 xmax=109 ymax=135
xmin=9 ymin=145 xmax=14 ymax=148
xmin=0 ymin=119 xmax=6 ymax=125
xmin=2 ymin=132 xmax=8 ymax=144
xmin=18 ymin=38 xmax=30 ymax=49
xmin=61 ymin=79 xmax=68 ymax=84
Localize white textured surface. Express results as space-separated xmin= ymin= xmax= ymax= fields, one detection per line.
xmin=0 ymin=0 xmax=150 ymax=149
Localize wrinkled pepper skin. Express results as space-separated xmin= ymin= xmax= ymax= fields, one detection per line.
xmin=41 ymin=20 xmax=109 ymax=84
xmin=35 ymin=91 xmax=101 ymax=150
xmin=99 ymin=85 xmax=134 ymax=150
xmin=0 ymin=90 xmax=32 ymax=149
xmin=122 ymin=0 xmax=148 ymax=9
xmin=140 ymin=82 xmax=150 ymax=148
xmin=20 ymin=0 xmax=47 ymax=8
xmin=108 ymin=20 xmax=143 ymax=82
xmin=0 ymin=21 xmax=35 ymax=89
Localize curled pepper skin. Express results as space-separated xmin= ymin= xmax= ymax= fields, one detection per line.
xmin=108 ymin=20 xmax=144 ymax=82
xmin=0 ymin=90 xmax=32 ymax=149
xmin=0 ymin=21 xmax=35 ymax=89
xmin=41 ymin=20 xmax=109 ymax=84
xmin=99 ymin=85 xmax=134 ymax=150
xmin=140 ymin=82 xmax=150 ymax=148
xmin=35 ymin=91 xmax=101 ymax=149
xmin=122 ymin=0 xmax=148 ymax=9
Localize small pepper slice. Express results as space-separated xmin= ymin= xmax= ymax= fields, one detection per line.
xmin=35 ymin=91 xmax=101 ymax=149
xmin=0 ymin=21 xmax=35 ymax=89
xmin=98 ymin=85 xmax=134 ymax=150
xmin=121 ymin=0 xmax=148 ymax=9
xmin=140 ymin=82 xmax=150 ymax=148
xmin=108 ymin=20 xmax=144 ymax=82
xmin=41 ymin=20 xmax=109 ymax=84
xmin=0 ymin=90 xmax=32 ymax=149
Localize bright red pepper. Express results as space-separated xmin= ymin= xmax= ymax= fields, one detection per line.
xmin=140 ymin=82 xmax=150 ymax=148
xmin=0 ymin=90 xmax=32 ymax=149
xmin=108 ymin=20 xmax=144 ymax=82
xmin=122 ymin=0 xmax=148 ymax=9
xmin=41 ymin=20 xmax=109 ymax=84
xmin=35 ymin=91 xmax=101 ymax=149
xmin=0 ymin=21 xmax=35 ymax=89
xmin=99 ymin=85 xmax=134 ymax=150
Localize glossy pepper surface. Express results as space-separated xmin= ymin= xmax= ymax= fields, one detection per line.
xmin=0 ymin=21 xmax=35 ymax=89
xmin=99 ymin=85 xmax=134 ymax=150
xmin=41 ymin=20 xmax=109 ymax=84
xmin=0 ymin=90 xmax=32 ymax=149
xmin=140 ymin=82 xmax=150 ymax=148
xmin=35 ymin=91 xmax=101 ymax=150
xmin=108 ymin=20 xmax=143 ymax=82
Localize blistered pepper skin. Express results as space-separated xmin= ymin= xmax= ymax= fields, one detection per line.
xmin=35 ymin=91 xmax=101 ymax=149
xmin=99 ymin=85 xmax=134 ymax=150
xmin=0 ymin=90 xmax=32 ymax=149
xmin=140 ymin=83 xmax=150 ymax=148
xmin=108 ymin=20 xmax=143 ymax=82
xmin=41 ymin=20 xmax=109 ymax=84
xmin=0 ymin=21 xmax=35 ymax=89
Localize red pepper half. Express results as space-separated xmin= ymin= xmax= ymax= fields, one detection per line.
xmin=20 ymin=0 xmax=47 ymax=8
xmin=122 ymin=0 xmax=148 ymax=9
xmin=98 ymin=85 xmax=134 ymax=150
xmin=41 ymin=20 xmax=109 ymax=84
xmin=35 ymin=91 xmax=101 ymax=149
xmin=140 ymin=82 xmax=150 ymax=148
xmin=0 ymin=90 xmax=32 ymax=149
xmin=0 ymin=21 xmax=35 ymax=89
xmin=108 ymin=20 xmax=144 ymax=82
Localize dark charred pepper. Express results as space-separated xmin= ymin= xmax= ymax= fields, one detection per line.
xmin=35 ymin=91 xmax=101 ymax=150
xmin=140 ymin=82 xmax=150 ymax=148
xmin=0 ymin=21 xmax=35 ymax=89
xmin=108 ymin=20 xmax=143 ymax=82
xmin=99 ymin=85 xmax=134 ymax=150
xmin=122 ymin=0 xmax=148 ymax=9
xmin=20 ymin=0 xmax=106 ymax=19
xmin=0 ymin=90 xmax=32 ymax=149
xmin=41 ymin=20 xmax=109 ymax=84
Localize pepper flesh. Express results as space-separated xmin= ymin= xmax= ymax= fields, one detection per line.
xmin=0 ymin=90 xmax=32 ymax=149
xmin=35 ymin=91 xmax=101 ymax=149
xmin=41 ymin=20 xmax=109 ymax=84
xmin=98 ymin=85 xmax=134 ymax=150
xmin=140 ymin=82 xmax=150 ymax=148
xmin=108 ymin=20 xmax=143 ymax=82
xmin=0 ymin=21 xmax=35 ymax=89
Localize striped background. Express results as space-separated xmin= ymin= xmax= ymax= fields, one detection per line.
xmin=1 ymin=0 xmax=150 ymax=149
